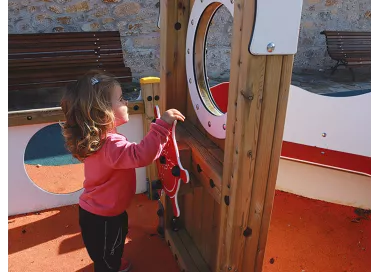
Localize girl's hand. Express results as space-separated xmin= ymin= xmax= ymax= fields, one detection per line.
xmin=161 ymin=109 xmax=185 ymax=125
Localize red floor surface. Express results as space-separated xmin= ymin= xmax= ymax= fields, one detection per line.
xmin=8 ymin=191 xmax=370 ymax=272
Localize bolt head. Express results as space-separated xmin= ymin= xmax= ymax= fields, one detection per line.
xmin=267 ymin=42 xmax=275 ymax=53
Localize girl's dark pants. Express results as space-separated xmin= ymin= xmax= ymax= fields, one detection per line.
xmin=79 ymin=206 xmax=128 ymax=272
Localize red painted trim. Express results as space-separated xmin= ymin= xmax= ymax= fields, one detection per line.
xmin=210 ymin=82 xmax=229 ymax=113
xmin=281 ymin=141 xmax=371 ymax=175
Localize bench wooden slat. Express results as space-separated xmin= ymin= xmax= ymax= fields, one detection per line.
xmin=9 ymin=50 xmax=123 ymax=60
xmin=320 ymin=30 xmax=370 ymax=80
xmin=9 ymin=36 xmax=122 ymax=45
xmin=9 ymin=56 xmax=125 ymax=69
xmin=321 ymin=31 xmax=370 ymax=36
xmin=8 ymin=31 xmax=121 ymax=39
xmin=9 ymin=65 xmax=131 ymax=83
xmin=8 ymin=77 xmax=132 ymax=91
xmin=8 ymin=31 xmax=131 ymax=92
xmin=9 ymin=45 xmax=122 ymax=54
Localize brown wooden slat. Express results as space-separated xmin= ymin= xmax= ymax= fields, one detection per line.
xmin=9 ymin=31 xmax=131 ymax=92
xmin=9 ymin=45 xmax=122 ymax=54
xmin=9 ymin=37 xmax=121 ymax=45
xmin=9 ymin=70 xmax=132 ymax=88
xmin=8 ymin=31 xmax=121 ymax=40
xmin=9 ymin=64 xmax=130 ymax=80
xmin=9 ymin=36 xmax=122 ymax=45
xmin=8 ymin=76 xmax=132 ymax=91
xmin=9 ymin=56 xmax=125 ymax=69
xmin=321 ymin=30 xmax=371 ymax=72
xmin=321 ymin=31 xmax=370 ymax=36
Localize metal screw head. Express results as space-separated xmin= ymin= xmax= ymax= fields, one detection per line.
xmin=189 ymin=78 xmax=192 ymax=83
xmin=187 ymin=48 xmax=190 ymax=54
xmin=196 ymin=104 xmax=199 ymax=110
xmin=322 ymin=132 xmax=327 ymax=137
xmin=230 ymin=0 xmax=234 ymax=3
xmin=267 ymin=42 xmax=275 ymax=53
xmin=223 ymin=124 xmax=226 ymax=130
xmin=208 ymin=121 xmax=211 ymax=127
xmin=191 ymin=19 xmax=194 ymax=25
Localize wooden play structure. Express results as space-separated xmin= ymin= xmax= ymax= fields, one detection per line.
xmin=8 ymin=0 xmax=371 ymax=272
xmin=142 ymin=0 xmax=304 ymax=271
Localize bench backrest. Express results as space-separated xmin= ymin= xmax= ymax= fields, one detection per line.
xmin=9 ymin=31 xmax=132 ymax=91
xmin=320 ymin=31 xmax=371 ymax=61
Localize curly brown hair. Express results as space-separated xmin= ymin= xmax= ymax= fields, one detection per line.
xmin=60 ymin=70 xmax=121 ymax=161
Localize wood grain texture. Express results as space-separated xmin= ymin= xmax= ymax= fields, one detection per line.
xmin=216 ymin=1 xmax=297 ymax=271
xmin=8 ymin=101 xmax=144 ymax=127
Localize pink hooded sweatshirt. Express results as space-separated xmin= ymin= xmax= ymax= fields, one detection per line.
xmin=79 ymin=118 xmax=171 ymax=217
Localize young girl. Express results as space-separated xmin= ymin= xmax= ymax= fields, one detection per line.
xmin=60 ymin=70 xmax=185 ymax=272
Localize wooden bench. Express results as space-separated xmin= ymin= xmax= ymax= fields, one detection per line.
xmin=9 ymin=31 xmax=132 ymax=91
xmin=320 ymin=31 xmax=371 ymax=81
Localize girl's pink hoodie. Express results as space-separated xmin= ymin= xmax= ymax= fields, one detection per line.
xmin=79 ymin=119 xmax=171 ymax=217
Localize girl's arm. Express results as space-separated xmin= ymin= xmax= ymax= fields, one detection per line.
xmin=104 ymin=118 xmax=172 ymax=169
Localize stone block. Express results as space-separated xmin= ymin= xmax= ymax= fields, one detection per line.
xmin=113 ymin=2 xmax=140 ymax=17
xmin=65 ymin=1 xmax=90 ymax=13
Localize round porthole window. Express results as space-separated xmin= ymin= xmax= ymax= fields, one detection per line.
xmin=186 ymin=0 xmax=234 ymax=139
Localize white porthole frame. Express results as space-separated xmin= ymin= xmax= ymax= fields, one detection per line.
xmin=186 ymin=0 xmax=234 ymax=139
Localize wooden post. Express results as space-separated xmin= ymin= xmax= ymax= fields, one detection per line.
xmin=140 ymin=77 xmax=161 ymax=199
xmin=216 ymin=1 xmax=295 ymax=271
xmin=160 ymin=0 xmax=191 ymax=243
xmin=159 ymin=0 xmax=190 ymax=113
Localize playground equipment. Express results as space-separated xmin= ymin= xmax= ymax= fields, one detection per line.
xmin=8 ymin=0 xmax=370 ymax=272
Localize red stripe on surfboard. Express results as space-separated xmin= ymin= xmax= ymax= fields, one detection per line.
xmin=281 ymin=141 xmax=371 ymax=175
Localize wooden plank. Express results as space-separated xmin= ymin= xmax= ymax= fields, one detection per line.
xmin=141 ymin=81 xmax=156 ymax=199
xmin=8 ymin=101 xmax=144 ymax=127
xmin=183 ymin=186 xmax=195 ymax=238
xmin=216 ymin=0 xmax=250 ymax=268
xmin=176 ymin=123 xmax=223 ymax=204
xmin=190 ymin=159 xmax=221 ymax=205
xmin=253 ymin=55 xmax=294 ymax=272
xmin=165 ymin=228 xmax=201 ymax=272
xmin=216 ymin=1 xmax=299 ymax=271
xmin=159 ymin=0 xmax=178 ymax=112
xmin=177 ymin=228 xmax=210 ymax=272
xmin=192 ymin=186 xmax=204 ymax=252
xmin=174 ymin=0 xmax=190 ymax=115
xmin=239 ymin=55 xmax=283 ymax=271
xmin=210 ymin=202 xmax=221 ymax=272
xmin=8 ymin=30 xmax=131 ymax=92
xmin=180 ymin=121 xmax=224 ymax=164
xmin=199 ymin=192 xmax=215 ymax=268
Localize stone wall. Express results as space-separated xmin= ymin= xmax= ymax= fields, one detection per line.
xmin=8 ymin=0 xmax=371 ymax=81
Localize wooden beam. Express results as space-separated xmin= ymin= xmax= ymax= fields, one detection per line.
xmin=253 ymin=55 xmax=294 ymax=272
xmin=216 ymin=0 xmax=296 ymax=271
xmin=160 ymin=0 xmax=190 ymax=114
xmin=8 ymin=101 xmax=144 ymax=127
xmin=140 ymin=78 xmax=160 ymax=199
xmin=176 ymin=122 xmax=223 ymax=204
